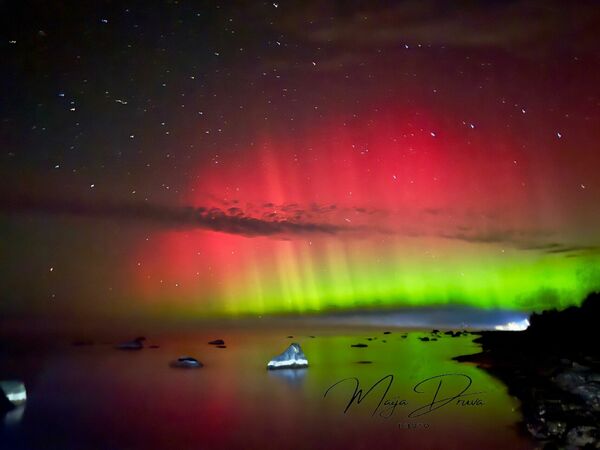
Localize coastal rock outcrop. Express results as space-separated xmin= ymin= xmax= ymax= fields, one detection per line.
xmin=456 ymin=292 xmax=600 ymax=450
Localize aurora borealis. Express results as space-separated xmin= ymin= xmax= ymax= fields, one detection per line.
xmin=132 ymin=108 xmax=600 ymax=315
xmin=1 ymin=0 xmax=600 ymax=320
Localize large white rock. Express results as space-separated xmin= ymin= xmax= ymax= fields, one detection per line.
xmin=0 ymin=380 xmax=26 ymax=407
xmin=267 ymin=343 xmax=308 ymax=370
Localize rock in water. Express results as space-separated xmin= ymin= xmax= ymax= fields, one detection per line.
xmin=267 ymin=343 xmax=308 ymax=370
xmin=170 ymin=356 xmax=203 ymax=368
xmin=208 ymin=339 xmax=225 ymax=346
xmin=0 ymin=381 xmax=26 ymax=414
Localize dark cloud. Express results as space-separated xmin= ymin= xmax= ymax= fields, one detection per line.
xmin=267 ymin=0 xmax=599 ymax=71
xmin=283 ymin=0 xmax=599 ymax=50
xmin=540 ymin=244 xmax=599 ymax=255
xmin=439 ymin=230 xmax=599 ymax=257
xmin=2 ymin=195 xmax=596 ymax=254
xmin=0 ymin=195 xmax=348 ymax=238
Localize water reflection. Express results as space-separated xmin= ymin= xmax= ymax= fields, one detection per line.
xmin=268 ymin=368 xmax=308 ymax=387
xmin=0 ymin=330 xmax=534 ymax=450
xmin=3 ymin=405 xmax=25 ymax=427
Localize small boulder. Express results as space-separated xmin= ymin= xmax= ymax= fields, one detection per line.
xmin=208 ymin=339 xmax=225 ymax=345
xmin=170 ymin=356 xmax=203 ymax=369
xmin=351 ymin=343 xmax=368 ymax=348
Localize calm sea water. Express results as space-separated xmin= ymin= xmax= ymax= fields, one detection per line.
xmin=0 ymin=327 xmax=534 ymax=450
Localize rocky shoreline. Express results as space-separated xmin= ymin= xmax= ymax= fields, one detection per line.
xmin=456 ymin=293 xmax=600 ymax=449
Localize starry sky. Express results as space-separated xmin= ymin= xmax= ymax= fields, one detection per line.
xmin=1 ymin=0 xmax=600 ymax=321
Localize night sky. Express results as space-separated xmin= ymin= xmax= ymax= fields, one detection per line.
xmin=1 ymin=1 xmax=600 ymax=320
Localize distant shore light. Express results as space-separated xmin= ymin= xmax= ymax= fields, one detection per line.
xmin=494 ymin=319 xmax=530 ymax=331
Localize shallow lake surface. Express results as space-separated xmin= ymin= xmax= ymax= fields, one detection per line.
xmin=1 ymin=327 xmax=535 ymax=450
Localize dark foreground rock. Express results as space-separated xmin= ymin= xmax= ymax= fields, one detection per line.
xmin=0 ymin=389 xmax=14 ymax=415
xmin=456 ymin=292 xmax=600 ymax=450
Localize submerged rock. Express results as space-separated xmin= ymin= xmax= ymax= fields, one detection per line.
xmin=115 ymin=337 xmax=145 ymax=350
xmin=419 ymin=337 xmax=430 ymax=342
xmin=351 ymin=343 xmax=368 ymax=348
xmin=267 ymin=343 xmax=308 ymax=370
xmin=170 ymin=356 xmax=203 ymax=368
xmin=208 ymin=339 xmax=225 ymax=345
